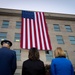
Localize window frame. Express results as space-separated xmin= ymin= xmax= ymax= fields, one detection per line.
xmin=14 ymin=49 xmax=21 ymax=61
xmin=69 ymin=36 xmax=75 ymax=44
xmin=14 ymin=33 xmax=20 ymax=42
xmin=2 ymin=20 xmax=9 ymax=28
xmin=65 ymin=25 xmax=72 ymax=32
xmin=16 ymin=21 xmax=21 ymax=29
xmin=53 ymin=24 xmax=60 ymax=31
xmin=45 ymin=51 xmax=53 ymax=61
xmin=56 ymin=35 xmax=64 ymax=44
xmin=0 ymin=32 xmax=7 ymax=41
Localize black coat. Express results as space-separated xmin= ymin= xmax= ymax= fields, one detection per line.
xmin=22 ymin=59 xmax=45 ymax=75
xmin=0 ymin=47 xmax=17 ymax=75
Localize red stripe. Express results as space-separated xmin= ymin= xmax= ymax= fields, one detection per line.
xmin=25 ymin=19 xmax=28 ymax=49
xmin=34 ymin=20 xmax=37 ymax=49
xmin=30 ymin=19 xmax=32 ymax=48
xmin=40 ymin=12 xmax=46 ymax=50
xmin=43 ymin=12 xmax=52 ymax=50
xmin=36 ymin=12 xmax=42 ymax=50
xmin=20 ymin=18 xmax=23 ymax=48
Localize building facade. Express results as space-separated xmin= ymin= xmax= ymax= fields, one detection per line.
xmin=0 ymin=8 xmax=75 ymax=75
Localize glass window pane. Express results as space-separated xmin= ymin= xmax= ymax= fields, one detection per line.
xmin=56 ymin=35 xmax=64 ymax=44
xmin=54 ymin=24 xmax=60 ymax=31
xmin=46 ymin=51 xmax=53 ymax=61
xmin=49 ymin=51 xmax=53 ymax=55
xmin=65 ymin=25 xmax=72 ymax=32
xmin=58 ymin=40 xmax=64 ymax=44
xmin=14 ymin=49 xmax=21 ymax=61
xmin=56 ymin=36 xmax=62 ymax=39
xmin=16 ymin=21 xmax=21 ymax=29
xmin=71 ymin=41 xmax=75 ymax=44
xmin=69 ymin=36 xmax=75 ymax=40
xmin=69 ymin=36 xmax=75 ymax=44
xmin=17 ymin=56 xmax=21 ymax=60
xmin=64 ymin=50 xmax=69 ymax=59
xmin=46 ymin=56 xmax=53 ymax=61
xmin=0 ymin=32 xmax=7 ymax=41
xmin=2 ymin=20 xmax=9 ymax=28
xmin=14 ymin=33 xmax=20 ymax=42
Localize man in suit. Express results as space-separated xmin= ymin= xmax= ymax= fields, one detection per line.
xmin=0 ymin=40 xmax=17 ymax=75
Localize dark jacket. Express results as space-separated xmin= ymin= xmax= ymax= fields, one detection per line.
xmin=51 ymin=57 xmax=74 ymax=75
xmin=0 ymin=47 xmax=17 ymax=75
xmin=22 ymin=59 xmax=45 ymax=75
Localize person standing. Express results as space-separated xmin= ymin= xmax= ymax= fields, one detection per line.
xmin=50 ymin=47 xmax=74 ymax=75
xmin=22 ymin=48 xmax=45 ymax=75
xmin=0 ymin=40 xmax=17 ymax=75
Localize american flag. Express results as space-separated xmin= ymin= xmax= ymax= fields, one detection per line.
xmin=20 ymin=11 xmax=52 ymax=50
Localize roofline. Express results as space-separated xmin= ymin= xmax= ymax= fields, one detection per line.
xmin=0 ymin=8 xmax=75 ymax=21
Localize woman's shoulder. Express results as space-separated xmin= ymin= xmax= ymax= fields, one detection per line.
xmin=23 ymin=59 xmax=30 ymax=63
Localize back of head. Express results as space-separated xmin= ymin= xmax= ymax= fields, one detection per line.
xmin=1 ymin=40 xmax=12 ymax=48
xmin=28 ymin=48 xmax=40 ymax=60
xmin=54 ymin=47 xmax=66 ymax=58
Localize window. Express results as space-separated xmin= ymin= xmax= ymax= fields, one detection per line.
xmin=0 ymin=32 xmax=7 ymax=41
xmin=54 ymin=24 xmax=60 ymax=31
xmin=69 ymin=36 xmax=75 ymax=44
xmin=14 ymin=49 xmax=21 ymax=60
xmin=2 ymin=20 xmax=9 ymax=28
xmin=64 ymin=50 xmax=69 ymax=59
xmin=56 ymin=35 xmax=64 ymax=44
xmin=16 ymin=21 xmax=21 ymax=29
xmin=45 ymin=51 xmax=53 ymax=61
xmin=14 ymin=33 xmax=20 ymax=42
xmin=65 ymin=25 xmax=72 ymax=32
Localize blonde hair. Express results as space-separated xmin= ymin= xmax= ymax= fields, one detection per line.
xmin=54 ymin=47 xmax=66 ymax=58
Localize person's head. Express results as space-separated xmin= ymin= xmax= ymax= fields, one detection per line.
xmin=1 ymin=40 xmax=12 ymax=48
xmin=28 ymin=47 xmax=40 ymax=60
xmin=54 ymin=47 xmax=66 ymax=58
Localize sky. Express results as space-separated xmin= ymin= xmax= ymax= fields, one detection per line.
xmin=0 ymin=0 xmax=75 ymax=14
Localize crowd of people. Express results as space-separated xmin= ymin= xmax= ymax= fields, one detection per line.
xmin=0 ymin=40 xmax=74 ymax=75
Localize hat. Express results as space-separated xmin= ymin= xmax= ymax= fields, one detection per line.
xmin=1 ymin=40 xmax=12 ymax=47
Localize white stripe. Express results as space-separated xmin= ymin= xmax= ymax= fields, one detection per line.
xmin=31 ymin=19 xmax=35 ymax=47
xmin=23 ymin=18 xmax=26 ymax=48
xmin=38 ymin=12 xmax=45 ymax=50
xmin=27 ymin=19 xmax=30 ymax=49
xmin=41 ymin=13 xmax=50 ymax=50
xmin=35 ymin=12 xmax=40 ymax=50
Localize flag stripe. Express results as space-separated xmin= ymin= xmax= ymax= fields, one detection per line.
xmin=20 ymin=18 xmax=23 ymax=48
xmin=43 ymin=12 xmax=52 ymax=50
xmin=23 ymin=18 xmax=26 ymax=48
xmin=21 ymin=11 xmax=52 ymax=50
xmin=25 ymin=19 xmax=28 ymax=49
xmin=40 ymin=12 xmax=45 ymax=50
xmin=30 ymin=20 xmax=32 ymax=48
xmin=35 ymin=12 xmax=40 ymax=49
xmin=36 ymin=12 xmax=42 ymax=50
xmin=31 ymin=19 xmax=35 ymax=47
xmin=34 ymin=18 xmax=37 ymax=49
